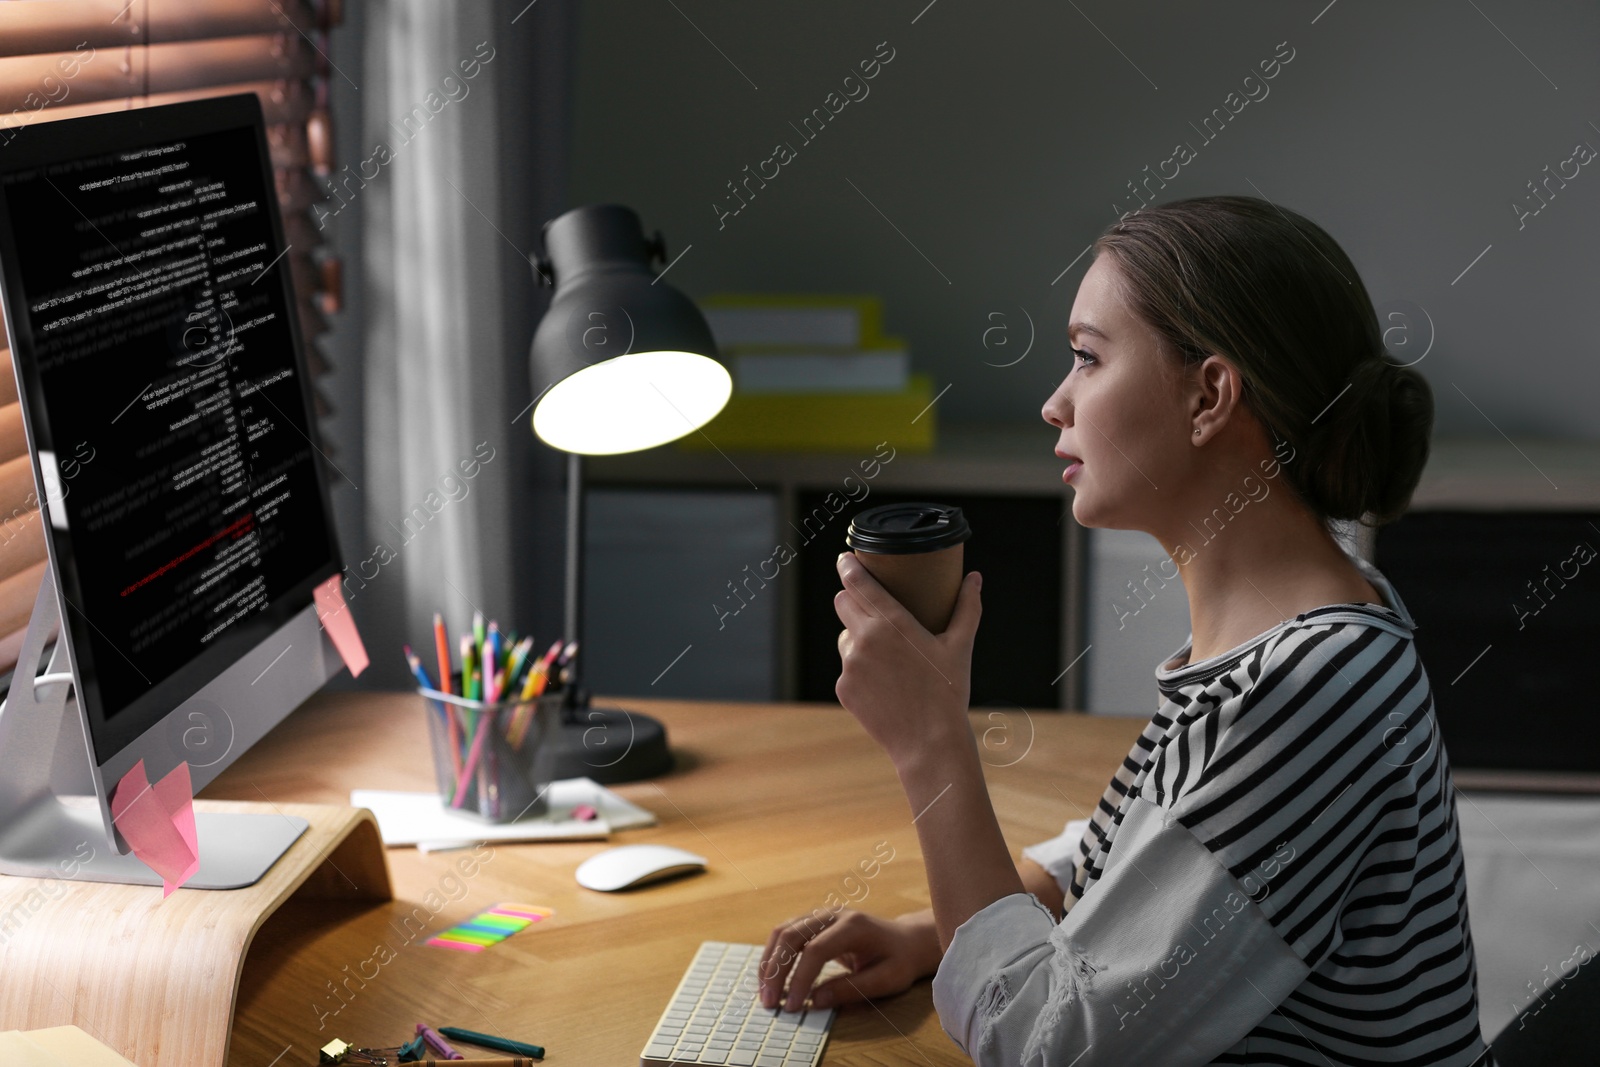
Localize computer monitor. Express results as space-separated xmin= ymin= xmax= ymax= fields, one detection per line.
xmin=0 ymin=94 xmax=347 ymax=888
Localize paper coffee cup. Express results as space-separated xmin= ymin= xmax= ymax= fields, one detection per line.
xmin=844 ymin=503 xmax=972 ymax=634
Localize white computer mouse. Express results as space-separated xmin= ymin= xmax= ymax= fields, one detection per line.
xmin=575 ymin=844 xmax=708 ymax=892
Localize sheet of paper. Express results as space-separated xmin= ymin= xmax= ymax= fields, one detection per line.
xmin=352 ymin=790 xmax=610 ymax=846
xmin=352 ymin=777 xmax=656 ymax=848
xmin=312 ymin=573 xmax=368 ymax=677
xmin=109 ymin=760 xmax=198 ymax=896
xmin=0 ymin=1032 xmax=63 ymax=1067
xmin=550 ymin=776 xmax=657 ymax=829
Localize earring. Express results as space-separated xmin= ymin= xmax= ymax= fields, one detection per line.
xmin=1193 ymin=429 xmax=1201 ymax=436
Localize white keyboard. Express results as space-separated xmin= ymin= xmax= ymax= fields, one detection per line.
xmin=640 ymin=941 xmax=839 ymax=1067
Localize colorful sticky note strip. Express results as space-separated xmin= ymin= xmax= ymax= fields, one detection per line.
xmin=427 ymin=903 xmax=554 ymax=952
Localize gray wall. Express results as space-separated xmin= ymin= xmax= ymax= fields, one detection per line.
xmin=569 ymin=0 xmax=1600 ymax=436
xmin=566 ymin=0 xmax=1600 ymax=718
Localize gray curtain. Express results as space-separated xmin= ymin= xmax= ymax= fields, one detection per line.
xmin=352 ymin=0 xmax=576 ymax=688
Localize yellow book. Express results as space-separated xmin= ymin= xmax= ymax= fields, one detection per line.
xmin=677 ymin=374 xmax=935 ymax=453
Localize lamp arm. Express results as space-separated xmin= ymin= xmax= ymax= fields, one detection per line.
xmin=563 ymin=451 xmax=587 ymax=713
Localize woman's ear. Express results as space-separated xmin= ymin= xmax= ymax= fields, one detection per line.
xmin=1189 ymin=354 xmax=1245 ymax=444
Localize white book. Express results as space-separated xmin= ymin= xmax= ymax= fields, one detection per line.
xmin=735 ymin=349 xmax=909 ymax=394
xmin=704 ymin=306 xmax=862 ymax=348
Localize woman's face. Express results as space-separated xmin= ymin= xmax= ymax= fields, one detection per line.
xmin=1041 ymin=254 xmax=1196 ymax=531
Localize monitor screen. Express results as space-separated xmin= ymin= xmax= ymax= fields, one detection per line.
xmin=0 ymin=96 xmax=340 ymax=764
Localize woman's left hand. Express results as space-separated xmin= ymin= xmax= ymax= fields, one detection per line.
xmin=833 ymin=552 xmax=983 ymax=769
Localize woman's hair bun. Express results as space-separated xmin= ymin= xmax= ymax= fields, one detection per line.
xmin=1304 ymin=356 xmax=1433 ymax=526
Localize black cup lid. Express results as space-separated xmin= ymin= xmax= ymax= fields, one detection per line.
xmin=845 ymin=502 xmax=971 ymax=554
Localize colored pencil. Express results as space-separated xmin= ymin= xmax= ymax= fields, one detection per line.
xmin=486 ymin=623 xmax=502 ymax=703
xmin=508 ymin=639 xmax=564 ymax=748
xmin=520 ymin=641 xmax=561 ymax=701
xmin=409 ymin=645 xmax=468 ymax=802
xmin=472 ymin=610 xmax=486 ymax=673
xmin=460 ymin=636 xmax=475 ymax=693
xmin=433 ymin=612 xmax=452 ymax=697
xmin=454 ymin=665 xmax=493 ymax=808
xmin=402 ymin=645 xmax=433 ymax=690
xmin=416 ymin=1022 xmax=463 ymax=1059
xmin=417 ymin=614 xmax=581 ymax=809
xmin=438 ymin=1026 xmax=545 ymax=1059
xmin=505 ymin=636 xmax=533 ymax=693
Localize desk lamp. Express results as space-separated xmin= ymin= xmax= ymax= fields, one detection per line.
xmin=528 ymin=204 xmax=730 ymax=783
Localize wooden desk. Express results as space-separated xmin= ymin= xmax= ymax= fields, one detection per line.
xmin=202 ymin=692 xmax=1143 ymax=1067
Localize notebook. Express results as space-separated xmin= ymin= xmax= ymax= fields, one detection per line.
xmin=352 ymin=776 xmax=656 ymax=849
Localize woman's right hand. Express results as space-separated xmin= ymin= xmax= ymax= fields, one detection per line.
xmin=759 ymin=908 xmax=942 ymax=1012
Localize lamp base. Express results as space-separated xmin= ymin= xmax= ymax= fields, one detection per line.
xmin=550 ymin=701 xmax=673 ymax=784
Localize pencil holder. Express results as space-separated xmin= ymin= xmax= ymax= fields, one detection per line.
xmin=417 ymin=687 xmax=562 ymax=822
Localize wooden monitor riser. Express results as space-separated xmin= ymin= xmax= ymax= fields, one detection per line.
xmin=0 ymin=801 xmax=391 ymax=1067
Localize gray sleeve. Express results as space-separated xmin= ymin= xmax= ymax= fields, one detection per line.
xmin=931 ymin=795 xmax=1310 ymax=1066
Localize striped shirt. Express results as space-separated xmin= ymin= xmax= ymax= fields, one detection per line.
xmin=932 ymin=557 xmax=1495 ymax=1065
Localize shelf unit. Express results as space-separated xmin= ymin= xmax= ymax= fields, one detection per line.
xmin=588 ymin=431 xmax=1600 ymax=714
xmin=587 ymin=423 xmax=1086 ymax=709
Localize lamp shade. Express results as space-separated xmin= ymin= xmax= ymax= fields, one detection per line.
xmin=529 ymin=205 xmax=729 ymax=455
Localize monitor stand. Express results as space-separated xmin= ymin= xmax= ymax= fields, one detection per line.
xmin=0 ymin=800 xmax=392 ymax=1067
xmin=0 ymin=571 xmax=395 ymax=1067
xmin=0 ymin=567 xmax=306 ymax=888
xmin=0 ymin=802 xmax=308 ymax=890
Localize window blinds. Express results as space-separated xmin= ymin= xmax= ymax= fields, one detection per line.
xmin=0 ymin=0 xmax=341 ymax=674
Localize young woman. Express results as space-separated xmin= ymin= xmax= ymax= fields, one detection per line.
xmin=757 ymin=196 xmax=1493 ymax=1065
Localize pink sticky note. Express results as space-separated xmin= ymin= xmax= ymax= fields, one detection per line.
xmin=152 ymin=762 xmax=200 ymax=887
xmin=313 ymin=574 xmax=368 ymax=677
xmin=110 ymin=760 xmax=199 ymax=896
